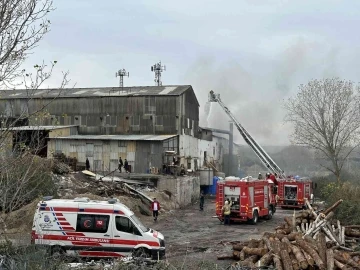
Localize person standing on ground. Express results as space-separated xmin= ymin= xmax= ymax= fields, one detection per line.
xmin=151 ymin=198 xmax=161 ymax=221
xmin=118 ymin=157 xmax=123 ymax=172
xmin=199 ymin=190 xmax=205 ymax=211
xmin=86 ymin=158 xmax=90 ymax=171
xmin=258 ymin=172 xmax=262 ymax=180
xmin=222 ymin=199 xmax=232 ymax=225
xmin=124 ymin=159 xmax=129 ymax=173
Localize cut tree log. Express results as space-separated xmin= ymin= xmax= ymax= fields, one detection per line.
xmin=273 ymin=254 xmax=283 ymax=270
xmin=334 ymin=259 xmax=348 ymax=270
xmin=290 ymin=244 xmax=308 ymax=270
xmin=233 ymin=243 xmax=247 ymax=251
xmin=345 ymin=228 xmax=360 ymax=238
xmin=262 ymin=236 xmax=273 ymax=252
xmin=305 ymin=198 xmax=317 ymax=218
xmin=326 ymin=248 xmax=334 ymax=270
xmin=290 ymin=252 xmax=300 ymax=270
xmin=296 ymin=238 xmax=325 ymax=270
xmin=217 ymin=254 xmax=234 ymax=260
xmin=334 ymin=251 xmax=360 ymax=269
xmin=281 ymin=237 xmax=292 ymax=253
xmin=242 ymin=247 xmax=267 ymax=257
xmin=255 ymin=251 xmax=273 ymax=267
xmin=302 ymin=250 xmax=315 ymax=266
xmin=323 ymin=199 xmax=343 ymax=215
xmin=280 ymin=249 xmax=294 ymax=270
xmin=316 ymin=232 xmax=327 ymax=264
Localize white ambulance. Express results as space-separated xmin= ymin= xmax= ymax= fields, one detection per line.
xmin=31 ymin=197 xmax=165 ymax=260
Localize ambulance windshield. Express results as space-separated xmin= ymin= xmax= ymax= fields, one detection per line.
xmin=131 ymin=214 xmax=148 ymax=232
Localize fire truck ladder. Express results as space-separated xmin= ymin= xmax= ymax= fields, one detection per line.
xmin=209 ymin=90 xmax=286 ymax=178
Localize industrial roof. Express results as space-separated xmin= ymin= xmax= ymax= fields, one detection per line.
xmin=51 ymin=134 xmax=177 ymax=141
xmin=0 ymin=85 xmax=192 ymax=99
xmin=0 ymin=125 xmax=77 ymax=131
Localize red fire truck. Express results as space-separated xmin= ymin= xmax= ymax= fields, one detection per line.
xmin=277 ymin=177 xmax=313 ymax=209
xmin=215 ymin=177 xmax=277 ymax=224
xmin=209 ymin=90 xmax=314 ymax=211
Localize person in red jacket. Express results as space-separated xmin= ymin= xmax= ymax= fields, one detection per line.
xmin=151 ymin=198 xmax=161 ymax=221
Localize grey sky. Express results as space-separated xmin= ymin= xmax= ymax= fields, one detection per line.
xmin=24 ymin=0 xmax=360 ymax=145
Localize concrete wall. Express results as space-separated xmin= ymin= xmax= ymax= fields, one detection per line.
xmin=156 ymin=176 xmax=200 ymax=208
xmin=179 ymin=134 xmax=199 ymax=170
xmin=198 ymin=137 xmax=222 ymax=170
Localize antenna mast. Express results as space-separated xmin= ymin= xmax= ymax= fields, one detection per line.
xmin=151 ymin=61 xmax=166 ymax=86
xmin=115 ymin=69 xmax=129 ymax=88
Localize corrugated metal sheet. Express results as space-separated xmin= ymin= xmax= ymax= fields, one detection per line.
xmin=0 ymin=125 xmax=77 ymax=131
xmin=127 ymin=141 xmax=136 ymax=152
xmin=0 ymin=85 xmax=192 ymax=99
xmin=53 ymin=134 xmax=177 ymax=141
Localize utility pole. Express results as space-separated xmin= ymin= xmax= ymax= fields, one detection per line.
xmin=151 ymin=61 xmax=166 ymax=86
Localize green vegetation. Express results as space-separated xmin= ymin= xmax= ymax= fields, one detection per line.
xmin=314 ymin=173 xmax=360 ymax=225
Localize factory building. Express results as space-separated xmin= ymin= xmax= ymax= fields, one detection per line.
xmin=0 ymin=85 xmax=202 ymax=173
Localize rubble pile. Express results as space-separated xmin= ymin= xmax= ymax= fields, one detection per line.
xmin=218 ymin=199 xmax=360 ymax=269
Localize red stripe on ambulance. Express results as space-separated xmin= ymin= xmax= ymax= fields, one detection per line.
xmin=36 ymin=234 xmax=160 ymax=246
xmin=71 ymin=241 xmax=102 ymax=246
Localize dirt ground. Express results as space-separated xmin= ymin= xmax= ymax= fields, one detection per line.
xmin=3 ymin=193 xmax=294 ymax=269
xmin=143 ymin=196 xmax=294 ymax=269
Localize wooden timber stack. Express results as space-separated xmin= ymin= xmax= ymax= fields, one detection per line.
xmin=218 ymin=199 xmax=360 ymax=269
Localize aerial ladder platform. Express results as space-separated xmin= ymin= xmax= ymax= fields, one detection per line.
xmin=209 ymin=90 xmax=286 ymax=178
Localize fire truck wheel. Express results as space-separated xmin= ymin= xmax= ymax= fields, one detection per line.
xmin=265 ymin=206 xmax=273 ymax=220
xmin=249 ymin=210 xmax=259 ymax=225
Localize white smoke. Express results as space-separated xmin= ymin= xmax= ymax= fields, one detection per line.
xmin=204 ymin=101 xmax=212 ymax=127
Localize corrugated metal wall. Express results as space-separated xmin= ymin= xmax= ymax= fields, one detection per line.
xmin=48 ymin=139 xmax=163 ymax=173
xmin=0 ymin=90 xmax=200 ymax=137
xmin=135 ymin=141 xmax=163 ymax=173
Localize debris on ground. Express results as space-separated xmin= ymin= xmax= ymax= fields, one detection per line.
xmin=219 ymin=199 xmax=360 ymax=269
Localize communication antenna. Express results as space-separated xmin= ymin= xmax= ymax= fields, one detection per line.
xmin=115 ymin=69 xmax=129 ymax=88
xmin=151 ymin=61 xmax=166 ymax=86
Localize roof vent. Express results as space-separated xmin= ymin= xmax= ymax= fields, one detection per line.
xmin=108 ymin=198 xmax=119 ymax=204
xmin=42 ymin=196 xmax=53 ymax=201
xmin=74 ymin=197 xmax=90 ymax=202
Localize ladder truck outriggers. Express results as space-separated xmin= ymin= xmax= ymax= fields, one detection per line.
xmin=209 ymin=91 xmax=313 ymax=222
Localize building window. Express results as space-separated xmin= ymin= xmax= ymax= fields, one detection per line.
xmin=145 ymin=96 xmax=156 ymax=114
xmin=163 ymin=136 xmax=178 ymax=152
xmin=155 ymin=115 xmax=163 ymax=126
xmin=76 ymin=214 xmax=110 ymax=233
xmin=131 ymin=115 xmax=140 ymax=126
xmin=213 ymin=146 xmax=215 ymax=156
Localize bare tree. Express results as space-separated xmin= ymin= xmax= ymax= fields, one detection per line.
xmin=0 ymin=1 xmax=73 ymax=242
xmin=284 ymin=78 xmax=360 ymax=182
xmin=0 ymin=0 xmax=54 ymax=89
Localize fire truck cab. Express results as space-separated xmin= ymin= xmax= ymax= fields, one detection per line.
xmin=215 ymin=176 xmax=276 ymax=224
xmin=277 ymin=177 xmax=313 ymax=209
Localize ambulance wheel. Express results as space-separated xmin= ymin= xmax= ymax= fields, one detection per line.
xmin=51 ymin=245 xmax=65 ymax=261
xmin=133 ymin=247 xmax=151 ymax=259
xmin=249 ymin=210 xmax=259 ymax=225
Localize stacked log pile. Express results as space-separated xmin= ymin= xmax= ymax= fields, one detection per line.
xmin=218 ymin=199 xmax=360 ymax=269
